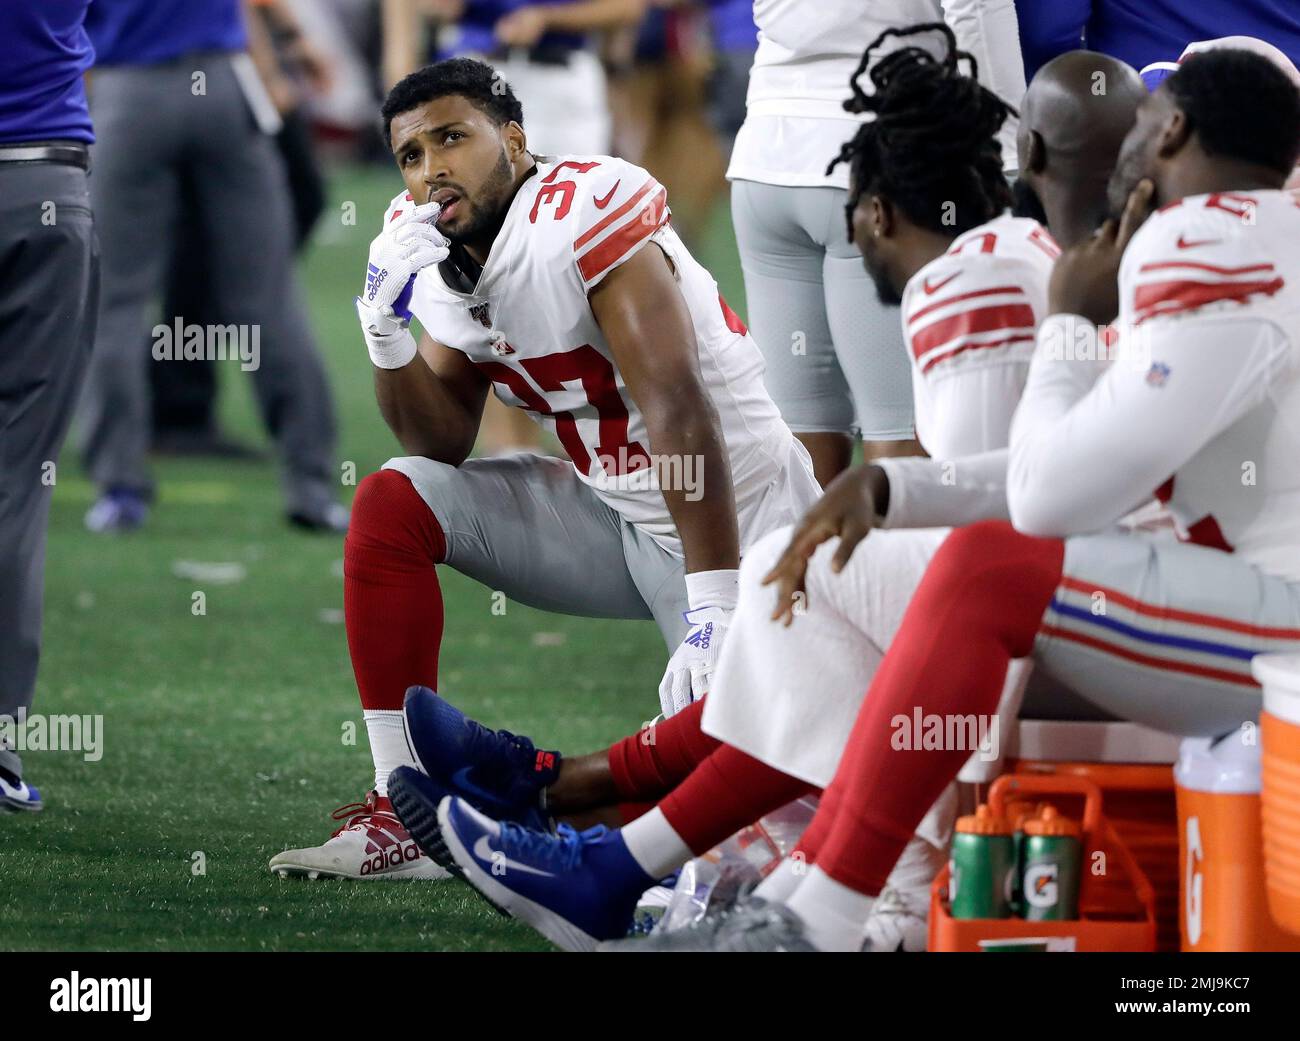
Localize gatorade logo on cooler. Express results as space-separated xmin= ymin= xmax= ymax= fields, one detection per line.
xmin=1185 ymin=816 xmax=1204 ymax=946
xmin=1025 ymin=863 xmax=1059 ymax=909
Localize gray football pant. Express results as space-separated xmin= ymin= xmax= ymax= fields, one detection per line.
xmin=731 ymin=179 xmax=914 ymax=440
xmin=78 ymin=54 xmax=337 ymax=516
xmin=384 ymin=454 xmax=691 ymax=649
xmin=0 ymin=163 xmax=98 ymax=779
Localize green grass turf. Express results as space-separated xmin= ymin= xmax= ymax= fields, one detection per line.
xmin=0 ymin=164 xmax=747 ymax=951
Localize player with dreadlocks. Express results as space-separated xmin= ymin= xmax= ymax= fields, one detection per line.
xmin=385 ymin=25 xmax=1150 ymax=952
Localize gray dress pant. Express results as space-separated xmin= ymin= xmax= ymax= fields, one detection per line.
xmin=0 ymin=161 xmax=98 ymax=779
xmin=79 ymin=53 xmax=337 ymax=516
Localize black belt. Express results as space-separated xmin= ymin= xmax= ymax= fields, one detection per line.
xmin=0 ymin=142 xmax=91 ymax=170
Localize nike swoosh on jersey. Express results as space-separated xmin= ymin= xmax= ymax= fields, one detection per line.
xmin=923 ymin=272 xmax=960 ymax=294
xmin=472 ymin=834 xmax=554 ymax=876
xmin=593 ymin=182 xmax=621 ymax=210
xmin=1176 ymin=234 xmax=1222 ymax=249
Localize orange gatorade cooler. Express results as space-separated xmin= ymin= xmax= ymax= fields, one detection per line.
xmin=1254 ymin=653 xmax=1300 ymax=938
xmin=1174 ymin=731 xmax=1299 ymax=950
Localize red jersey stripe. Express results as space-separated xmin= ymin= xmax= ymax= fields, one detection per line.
xmin=1133 ymin=276 xmax=1285 ymax=324
xmin=918 ymin=333 xmax=1036 ymax=375
xmin=907 ymin=284 xmax=1026 ymax=327
xmin=574 ymin=177 xmax=658 ymax=250
xmin=1139 ymin=260 xmax=1275 ymax=276
xmin=910 ymin=302 xmax=1037 ymax=361
xmin=1059 ymin=576 xmax=1300 ymax=639
xmin=577 ymin=187 xmax=668 ymax=282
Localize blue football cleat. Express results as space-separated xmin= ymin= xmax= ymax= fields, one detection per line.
xmin=0 ymin=770 xmax=43 ymax=813
xmin=437 ymin=795 xmax=654 ymax=952
xmin=388 ymin=765 xmax=466 ymax=876
xmin=402 ymin=686 xmax=559 ymax=827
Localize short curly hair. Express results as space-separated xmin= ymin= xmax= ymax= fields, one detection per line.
xmin=1164 ymin=49 xmax=1300 ymax=176
xmin=381 ymin=58 xmax=524 ymax=144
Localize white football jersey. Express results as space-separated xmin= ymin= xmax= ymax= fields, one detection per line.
xmin=900 ymin=214 xmax=1059 ymax=459
xmin=729 ymin=0 xmax=1022 ymax=187
xmin=388 ymin=156 xmax=797 ymax=550
xmin=1117 ymin=189 xmax=1300 ymax=576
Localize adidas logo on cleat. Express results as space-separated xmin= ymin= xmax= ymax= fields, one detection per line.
xmin=360 ymin=840 xmax=426 ymax=876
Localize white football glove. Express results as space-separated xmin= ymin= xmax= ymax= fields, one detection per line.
xmin=656 ymin=569 xmax=739 ymax=717
xmin=356 ymin=202 xmax=449 ymax=367
xmin=657 ymin=605 xmax=732 ymax=717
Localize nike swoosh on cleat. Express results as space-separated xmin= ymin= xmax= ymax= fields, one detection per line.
xmin=472 ymin=834 xmax=554 ymax=877
xmin=593 ymin=182 xmax=620 ymax=209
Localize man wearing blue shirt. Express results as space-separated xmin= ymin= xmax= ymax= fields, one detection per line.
xmin=0 ymin=0 xmax=98 ymax=812
xmin=1016 ymin=0 xmax=1300 ymax=81
xmin=77 ymin=0 xmax=345 ymax=533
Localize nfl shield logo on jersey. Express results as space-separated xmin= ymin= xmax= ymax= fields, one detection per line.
xmin=1145 ymin=361 xmax=1171 ymax=388
xmin=469 ymin=302 xmax=491 ymax=328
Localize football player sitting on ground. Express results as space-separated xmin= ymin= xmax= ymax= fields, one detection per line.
xmin=694 ymin=46 xmax=1300 ymax=951
xmin=384 ymin=30 xmax=1149 ymax=951
xmin=270 ymin=57 xmax=820 ymax=880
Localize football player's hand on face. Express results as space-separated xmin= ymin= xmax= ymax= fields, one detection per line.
xmin=357 ymin=203 xmax=449 ymax=337
xmin=762 ymin=464 xmax=882 ymax=626
xmin=657 ymin=606 xmax=731 ymax=717
xmin=1047 ymin=178 xmax=1155 ymax=325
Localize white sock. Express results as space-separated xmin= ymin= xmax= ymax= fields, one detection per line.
xmin=364 ymin=710 xmax=414 ymax=797
xmin=786 ymin=866 xmax=875 ymax=952
xmin=620 ymin=807 xmax=694 ymax=879
xmin=755 ymin=855 xmax=806 ymax=904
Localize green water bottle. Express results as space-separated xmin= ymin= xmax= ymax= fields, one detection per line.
xmin=1021 ymin=806 xmax=1082 ymax=921
xmin=1004 ymin=800 xmax=1042 ymax=916
xmin=949 ymin=805 xmax=1015 ymax=919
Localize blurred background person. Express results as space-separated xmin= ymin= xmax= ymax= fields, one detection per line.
xmin=604 ymin=3 xmax=729 ymax=247
xmin=381 ymin=0 xmax=644 ymax=455
xmin=150 ymin=0 xmax=335 ymax=459
xmin=0 ymin=0 xmax=98 ymax=812
xmin=728 ymin=0 xmax=1025 ymax=486
xmin=1015 ymin=0 xmax=1300 ymax=81
xmin=78 ymin=0 xmax=347 ymax=533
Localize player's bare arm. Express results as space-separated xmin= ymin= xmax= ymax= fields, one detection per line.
xmin=588 ymin=243 xmax=741 ymax=575
xmin=374 ymin=330 xmax=489 ymax=464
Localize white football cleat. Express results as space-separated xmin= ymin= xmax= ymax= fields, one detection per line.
xmin=270 ymin=791 xmax=450 ymax=880
xmin=862 ymin=885 xmax=929 ymax=952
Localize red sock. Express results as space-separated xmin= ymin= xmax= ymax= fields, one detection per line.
xmin=809 ymin=521 xmax=1063 ymax=896
xmin=606 ymin=698 xmax=721 ymax=801
xmin=344 ymin=470 xmax=446 ymax=711
xmin=659 ymin=744 xmax=815 ymax=854
xmin=618 ymin=800 xmax=657 ymax=824
xmin=791 ymin=785 xmax=840 ymax=866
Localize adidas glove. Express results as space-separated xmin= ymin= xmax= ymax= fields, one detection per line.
xmin=356 ymin=202 xmax=449 ymax=368
xmin=656 ymin=569 xmax=737 ymax=717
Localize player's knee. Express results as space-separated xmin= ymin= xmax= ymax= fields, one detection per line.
xmin=936 ymin=520 xmax=1060 ymax=577
xmin=928 ymin=520 xmax=1064 ymax=646
xmin=348 ymin=468 xmax=446 ymax=561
